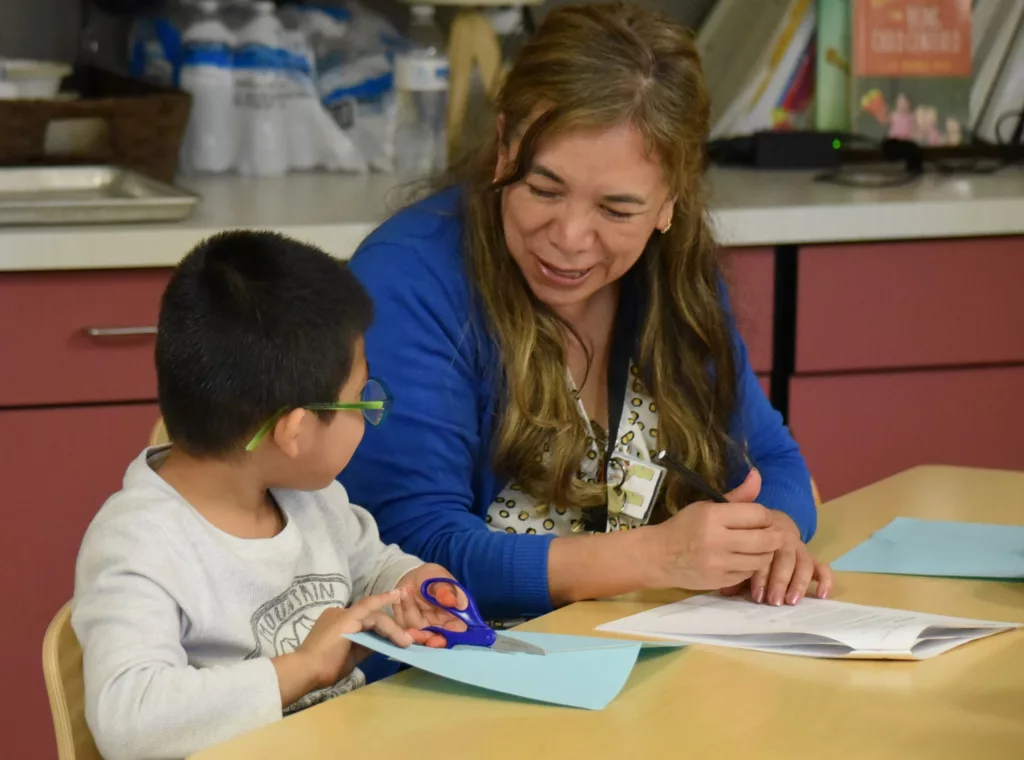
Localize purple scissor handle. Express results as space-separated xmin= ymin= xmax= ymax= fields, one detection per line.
xmin=420 ymin=577 xmax=498 ymax=649
xmin=418 ymin=578 xmax=547 ymax=655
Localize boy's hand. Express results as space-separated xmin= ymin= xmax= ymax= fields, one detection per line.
xmin=393 ymin=564 xmax=470 ymax=648
xmin=272 ymin=588 xmax=415 ymax=706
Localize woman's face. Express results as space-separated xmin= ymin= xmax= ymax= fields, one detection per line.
xmin=496 ymin=120 xmax=675 ymax=315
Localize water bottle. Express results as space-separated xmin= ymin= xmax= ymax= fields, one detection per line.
xmin=233 ymin=0 xmax=289 ymax=176
xmin=179 ymin=0 xmax=237 ymax=174
xmin=394 ymin=5 xmax=449 ymax=177
xmin=128 ymin=0 xmax=191 ymax=86
xmin=278 ymin=7 xmax=319 ymax=171
xmin=221 ymin=0 xmax=255 ymax=34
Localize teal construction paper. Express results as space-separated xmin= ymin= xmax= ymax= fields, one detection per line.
xmin=344 ymin=631 xmax=684 ymax=710
xmin=832 ymin=517 xmax=1024 ymax=579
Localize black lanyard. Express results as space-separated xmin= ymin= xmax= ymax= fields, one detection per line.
xmin=582 ymin=270 xmax=640 ymax=533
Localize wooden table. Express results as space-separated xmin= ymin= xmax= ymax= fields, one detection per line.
xmin=194 ymin=466 xmax=1024 ymax=760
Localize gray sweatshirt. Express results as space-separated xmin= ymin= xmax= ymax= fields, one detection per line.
xmin=72 ymin=447 xmax=423 ymax=760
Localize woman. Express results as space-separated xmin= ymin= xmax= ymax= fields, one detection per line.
xmin=342 ymin=3 xmax=831 ymax=621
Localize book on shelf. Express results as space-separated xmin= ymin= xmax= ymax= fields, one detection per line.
xmin=851 ymin=0 xmax=973 ymax=146
xmin=967 ymin=0 xmax=1024 ymax=132
xmin=815 ymin=0 xmax=852 ymax=131
xmin=747 ymin=3 xmax=818 ymax=132
xmin=773 ymin=31 xmax=818 ymax=130
xmin=699 ymin=0 xmax=796 ymax=133
xmin=701 ymin=0 xmax=818 ymax=138
xmin=972 ymin=0 xmax=1024 ymax=142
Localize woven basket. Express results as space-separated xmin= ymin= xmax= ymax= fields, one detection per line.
xmin=0 ymin=65 xmax=192 ymax=183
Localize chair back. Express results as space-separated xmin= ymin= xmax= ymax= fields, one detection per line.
xmin=149 ymin=417 xmax=168 ymax=446
xmin=42 ymin=602 xmax=102 ymax=760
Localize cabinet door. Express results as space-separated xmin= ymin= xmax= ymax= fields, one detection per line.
xmin=0 ymin=270 xmax=170 ymax=407
xmin=724 ymin=247 xmax=775 ymax=374
xmin=796 ymin=238 xmax=1024 ymax=373
xmin=789 ymin=367 xmax=1024 ymax=500
xmin=0 ymin=402 xmax=158 ymax=760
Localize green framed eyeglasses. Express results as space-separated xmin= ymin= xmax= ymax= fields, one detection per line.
xmin=245 ymin=378 xmax=393 ymax=452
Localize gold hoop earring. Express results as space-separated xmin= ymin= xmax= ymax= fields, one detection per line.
xmin=662 ymin=220 xmax=672 ymax=234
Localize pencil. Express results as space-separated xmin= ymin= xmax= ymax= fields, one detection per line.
xmin=652 ymin=450 xmax=729 ymax=504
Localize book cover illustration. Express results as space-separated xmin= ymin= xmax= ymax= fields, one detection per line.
xmin=852 ymin=0 xmax=972 ymax=145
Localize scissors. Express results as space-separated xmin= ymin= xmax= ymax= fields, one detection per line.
xmin=420 ymin=577 xmax=547 ymax=655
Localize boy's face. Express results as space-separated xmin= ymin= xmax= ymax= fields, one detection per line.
xmin=322 ymin=338 xmax=371 ymax=480
xmin=285 ymin=338 xmax=370 ymax=490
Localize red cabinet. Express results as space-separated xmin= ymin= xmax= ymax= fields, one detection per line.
xmin=796 ymin=238 xmax=1024 ymax=373
xmin=724 ymin=247 xmax=777 ymax=408
xmin=0 ymin=266 xmax=169 ymax=760
xmin=789 ymin=237 xmax=1024 ymax=500
xmin=790 ymin=367 xmax=1024 ymax=500
xmin=724 ymin=247 xmax=775 ymax=374
xmin=1 ymin=402 xmax=159 ymax=760
xmin=0 ymin=270 xmax=170 ymax=407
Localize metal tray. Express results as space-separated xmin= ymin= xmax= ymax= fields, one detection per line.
xmin=0 ymin=166 xmax=199 ymax=226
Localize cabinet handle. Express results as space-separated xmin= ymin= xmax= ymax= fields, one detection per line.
xmin=85 ymin=326 xmax=158 ymax=337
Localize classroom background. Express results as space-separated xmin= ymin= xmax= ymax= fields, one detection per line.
xmin=1 ymin=1 xmax=1022 ymax=758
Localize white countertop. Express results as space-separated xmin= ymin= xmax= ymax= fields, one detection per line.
xmin=1 ymin=167 xmax=1022 ymax=272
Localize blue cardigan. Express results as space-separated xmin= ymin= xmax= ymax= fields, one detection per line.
xmin=342 ymin=188 xmax=816 ymax=620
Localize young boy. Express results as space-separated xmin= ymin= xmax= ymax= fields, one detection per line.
xmin=72 ymin=231 xmax=463 ymax=760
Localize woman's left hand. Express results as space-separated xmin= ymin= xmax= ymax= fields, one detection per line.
xmin=392 ymin=564 xmax=469 ymax=647
xmin=721 ymin=512 xmax=832 ymax=605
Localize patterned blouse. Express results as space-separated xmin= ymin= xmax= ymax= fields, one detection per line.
xmin=486 ymin=362 xmax=661 ymax=535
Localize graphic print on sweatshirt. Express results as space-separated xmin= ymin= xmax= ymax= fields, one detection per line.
xmin=245 ymin=573 xmax=353 ymax=658
xmin=245 ymin=573 xmax=364 ymax=713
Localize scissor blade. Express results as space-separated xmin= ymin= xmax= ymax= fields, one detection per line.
xmin=492 ymin=634 xmax=547 ymax=655
xmin=449 ymin=636 xmax=547 ymax=655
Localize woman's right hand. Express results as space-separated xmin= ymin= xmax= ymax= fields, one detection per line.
xmin=646 ymin=469 xmax=786 ymax=591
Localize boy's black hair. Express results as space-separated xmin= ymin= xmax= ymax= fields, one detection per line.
xmin=156 ymin=230 xmax=373 ymax=455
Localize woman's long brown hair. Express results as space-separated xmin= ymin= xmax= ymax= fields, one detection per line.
xmin=439 ymin=3 xmax=737 ymax=514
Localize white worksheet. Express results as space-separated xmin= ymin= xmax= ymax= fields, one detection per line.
xmin=596 ymin=594 xmax=1020 ymax=660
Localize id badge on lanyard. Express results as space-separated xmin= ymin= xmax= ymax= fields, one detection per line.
xmin=606 ymin=452 xmax=667 ymax=524
xmin=583 ymin=267 xmax=654 ymax=532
